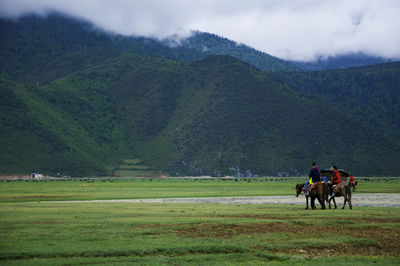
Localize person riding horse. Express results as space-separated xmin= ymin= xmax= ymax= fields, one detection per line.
xmin=305 ymin=162 xmax=321 ymax=196
xmin=330 ymin=165 xmax=343 ymax=194
xmin=328 ymin=166 xmax=353 ymax=209
xmin=348 ymin=175 xmax=357 ymax=191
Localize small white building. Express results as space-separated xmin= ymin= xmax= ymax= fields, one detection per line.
xmin=31 ymin=173 xmax=44 ymax=179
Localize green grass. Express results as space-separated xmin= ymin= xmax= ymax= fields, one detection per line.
xmin=0 ymin=201 xmax=399 ymax=265
xmin=1 ymin=178 xmax=399 ymax=203
xmin=117 ymin=169 xmax=160 ymax=177
xmin=118 ymin=165 xmax=153 ymax=170
xmin=0 ymin=179 xmax=399 ymax=264
xmin=352 ymin=179 xmax=400 ymax=193
xmin=0 ymin=178 xmax=297 ymax=203
xmin=123 ymin=159 xmax=143 ymax=164
xmin=113 ymin=158 xmax=160 ymax=177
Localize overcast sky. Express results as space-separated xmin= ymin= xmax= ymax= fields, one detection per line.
xmin=1 ymin=0 xmax=399 ymax=61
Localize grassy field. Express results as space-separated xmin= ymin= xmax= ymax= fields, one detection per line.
xmin=0 ymin=178 xmax=399 ymax=265
xmin=1 ymin=177 xmax=399 ymax=203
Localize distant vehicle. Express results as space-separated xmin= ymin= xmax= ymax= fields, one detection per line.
xmin=31 ymin=173 xmax=44 ymax=179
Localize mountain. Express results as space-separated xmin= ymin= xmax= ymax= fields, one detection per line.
xmin=291 ymin=53 xmax=395 ymax=71
xmin=272 ymin=62 xmax=400 ymax=143
xmin=3 ymin=53 xmax=398 ymax=176
xmin=175 ymin=32 xmax=299 ymax=72
xmin=1 ymin=14 xmax=400 ymax=177
xmin=0 ymin=13 xmax=298 ymax=77
xmin=131 ymin=56 xmax=399 ymax=176
xmin=0 ymin=77 xmax=126 ymax=176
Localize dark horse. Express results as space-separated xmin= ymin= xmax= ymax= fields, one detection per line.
xmin=328 ymin=184 xmax=352 ymax=209
xmin=295 ymin=183 xmax=329 ymax=209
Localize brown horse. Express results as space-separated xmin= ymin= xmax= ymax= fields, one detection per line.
xmin=295 ymin=183 xmax=329 ymax=209
xmin=328 ymin=184 xmax=352 ymax=209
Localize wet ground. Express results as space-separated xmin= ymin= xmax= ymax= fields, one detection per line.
xmin=53 ymin=193 xmax=400 ymax=208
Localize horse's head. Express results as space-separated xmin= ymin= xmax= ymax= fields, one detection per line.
xmin=295 ymin=184 xmax=304 ymax=197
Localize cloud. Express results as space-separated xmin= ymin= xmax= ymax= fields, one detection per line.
xmin=1 ymin=0 xmax=399 ymax=61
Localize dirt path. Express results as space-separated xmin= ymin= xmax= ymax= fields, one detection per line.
xmin=50 ymin=193 xmax=400 ymax=208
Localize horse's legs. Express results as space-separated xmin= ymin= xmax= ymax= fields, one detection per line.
xmin=320 ymin=200 xmax=326 ymax=210
xmin=305 ymin=196 xmax=309 ymax=210
xmin=317 ymin=195 xmax=325 ymax=209
xmin=347 ymin=195 xmax=352 ymax=210
xmin=332 ymin=196 xmax=337 ymax=209
xmin=323 ymin=188 xmax=329 ymax=209
xmin=342 ymin=196 xmax=347 ymax=209
xmin=311 ymin=197 xmax=316 ymax=209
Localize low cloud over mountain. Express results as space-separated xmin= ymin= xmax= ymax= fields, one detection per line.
xmin=1 ymin=0 xmax=400 ymax=61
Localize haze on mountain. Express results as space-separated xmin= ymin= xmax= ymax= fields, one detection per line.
xmin=1 ymin=0 xmax=400 ymax=62
xmin=1 ymin=14 xmax=399 ymax=177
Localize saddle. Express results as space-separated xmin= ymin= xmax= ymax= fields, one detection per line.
xmin=332 ymin=183 xmax=343 ymax=193
xmin=310 ymin=182 xmax=320 ymax=192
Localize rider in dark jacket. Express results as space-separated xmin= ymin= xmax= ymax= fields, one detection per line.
xmin=309 ymin=164 xmax=321 ymax=183
xmin=305 ymin=162 xmax=321 ymax=195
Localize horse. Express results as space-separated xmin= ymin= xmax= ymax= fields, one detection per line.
xmin=348 ymin=181 xmax=357 ymax=192
xmin=328 ymin=183 xmax=352 ymax=209
xmin=295 ymin=183 xmax=329 ymax=210
xmin=295 ymin=183 xmax=310 ymax=209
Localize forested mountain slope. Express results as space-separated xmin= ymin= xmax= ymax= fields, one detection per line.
xmin=132 ymin=56 xmax=400 ymax=176
xmin=2 ymin=52 xmax=399 ymax=176
xmin=1 ymin=14 xmax=399 ymax=176
xmin=272 ymin=63 xmax=400 ymax=142
xmin=0 ymin=14 xmax=298 ymax=75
